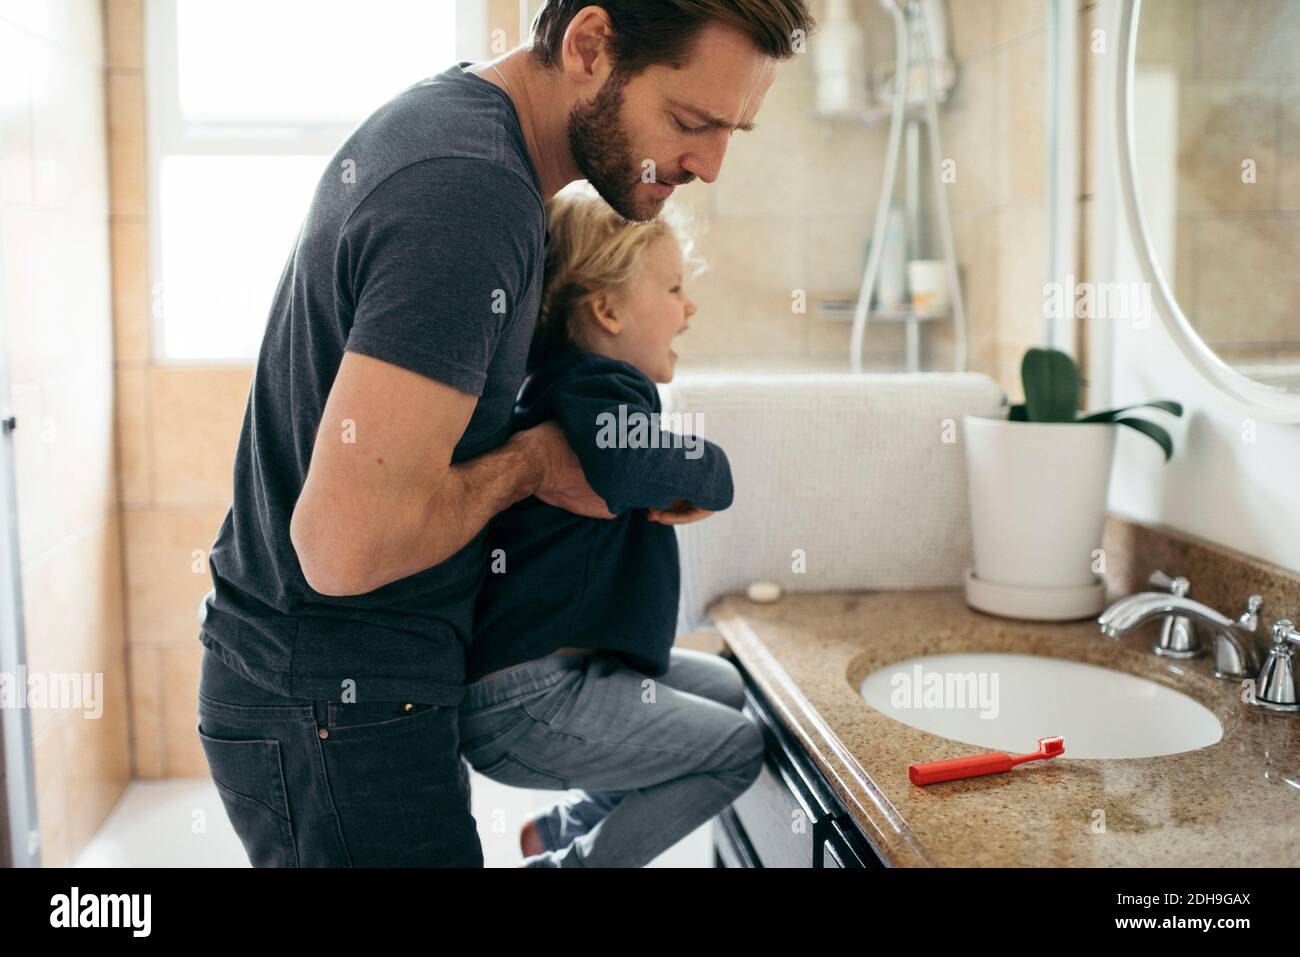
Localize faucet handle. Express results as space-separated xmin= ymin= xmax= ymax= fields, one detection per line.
xmin=1149 ymin=570 xmax=1190 ymax=597
xmin=1253 ymin=619 xmax=1300 ymax=712
xmin=1271 ymin=619 xmax=1299 ymax=647
xmin=1239 ymin=595 xmax=1264 ymax=630
xmin=1145 ymin=571 xmax=1201 ymax=659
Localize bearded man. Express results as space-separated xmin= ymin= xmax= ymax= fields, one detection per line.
xmin=195 ymin=0 xmax=814 ymax=867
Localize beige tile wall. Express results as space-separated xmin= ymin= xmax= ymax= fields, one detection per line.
xmin=102 ymin=0 xmax=253 ymax=782
xmin=943 ymin=0 xmax=1055 ymax=398
xmin=0 ymin=0 xmax=131 ymax=866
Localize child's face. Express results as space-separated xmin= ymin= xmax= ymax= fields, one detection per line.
xmin=599 ymin=234 xmax=695 ymax=383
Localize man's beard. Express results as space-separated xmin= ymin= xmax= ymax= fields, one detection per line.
xmin=567 ymin=69 xmax=664 ymax=223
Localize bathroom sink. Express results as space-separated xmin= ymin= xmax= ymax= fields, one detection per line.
xmin=859 ymin=652 xmax=1222 ymax=759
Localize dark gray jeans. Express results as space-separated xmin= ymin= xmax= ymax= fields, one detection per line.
xmin=459 ymin=648 xmax=765 ymax=867
xmin=196 ymin=645 xmax=482 ymax=867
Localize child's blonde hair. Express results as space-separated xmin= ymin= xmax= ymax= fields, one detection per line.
xmin=534 ymin=182 xmax=701 ymax=362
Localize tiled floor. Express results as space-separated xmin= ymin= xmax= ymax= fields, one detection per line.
xmin=73 ymin=775 xmax=713 ymax=868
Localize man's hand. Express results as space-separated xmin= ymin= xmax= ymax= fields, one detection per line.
xmin=515 ymin=421 xmax=614 ymax=519
xmin=647 ymin=499 xmax=714 ymax=525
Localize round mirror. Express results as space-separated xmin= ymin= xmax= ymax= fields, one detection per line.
xmin=1118 ymin=0 xmax=1300 ymax=419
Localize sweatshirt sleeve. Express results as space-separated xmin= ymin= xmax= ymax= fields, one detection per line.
xmin=547 ymin=363 xmax=734 ymax=516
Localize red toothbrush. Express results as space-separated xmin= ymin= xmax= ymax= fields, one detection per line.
xmin=908 ymin=736 xmax=1065 ymax=786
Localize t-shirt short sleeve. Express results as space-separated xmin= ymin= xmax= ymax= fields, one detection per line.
xmin=338 ymin=157 xmax=542 ymax=396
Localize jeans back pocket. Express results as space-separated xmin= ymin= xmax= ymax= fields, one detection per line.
xmin=196 ymin=727 xmax=299 ymax=867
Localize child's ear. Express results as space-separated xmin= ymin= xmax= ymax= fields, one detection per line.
xmin=587 ymin=289 xmax=623 ymax=336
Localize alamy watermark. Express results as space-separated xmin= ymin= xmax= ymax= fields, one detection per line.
xmin=50 ymin=887 xmax=150 ymax=936
xmin=1043 ymin=274 xmax=1153 ymax=329
xmin=889 ymin=664 xmax=1000 ymax=719
xmin=1 ymin=668 xmax=104 ymax=719
xmin=595 ymin=406 xmax=707 ymax=460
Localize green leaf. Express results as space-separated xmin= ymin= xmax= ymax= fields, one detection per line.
xmin=1078 ymin=400 xmax=1183 ymax=423
xmin=1008 ymin=403 xmax=1028 ymax=421
xmin=1115 ymin=416 xmax=1174 ymax=462
xmin=1021 ymin=348 xmax=1080 ymax=423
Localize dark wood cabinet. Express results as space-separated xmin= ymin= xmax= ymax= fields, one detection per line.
xmin=714 ymin=659 xmax=885 ymax=868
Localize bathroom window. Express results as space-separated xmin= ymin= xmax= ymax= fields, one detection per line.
xmin=145 ymin=0 xmax=490 ymax=361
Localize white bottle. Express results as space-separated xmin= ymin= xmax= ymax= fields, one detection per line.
xmin=813 ymin=0 xmax=868 ymax=116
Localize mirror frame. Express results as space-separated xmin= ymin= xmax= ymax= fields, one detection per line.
xmin=1117 ymin=0 xmax=1300 ymax=422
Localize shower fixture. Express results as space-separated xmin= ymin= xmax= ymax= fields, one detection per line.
xmin=835 ymin=0 xmax=968 ymax=375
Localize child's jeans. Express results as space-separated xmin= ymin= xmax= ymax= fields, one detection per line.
xmin=459 ymin=647 xmax=765 ymax=867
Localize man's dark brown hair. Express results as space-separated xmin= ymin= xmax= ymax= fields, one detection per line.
xmin=530 ymin=0 xmax=816 ymax=75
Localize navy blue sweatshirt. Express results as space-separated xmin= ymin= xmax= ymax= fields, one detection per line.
xmin=468 ymin=347 xmax=734 ymax=680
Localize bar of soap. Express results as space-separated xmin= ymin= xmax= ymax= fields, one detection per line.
xmin=747 ymin=581 xmax=781 ymax=604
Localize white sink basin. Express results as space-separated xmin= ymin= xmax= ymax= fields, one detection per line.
xmin=859 ymin=652 xmax=1223 ymax=759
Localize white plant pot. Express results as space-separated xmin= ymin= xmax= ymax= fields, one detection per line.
xmin=962 ymin=413 xmax=1117 ymax=620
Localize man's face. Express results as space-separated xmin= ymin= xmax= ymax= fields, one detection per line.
xmin=568 ymin=22 xmax=778 ymax=222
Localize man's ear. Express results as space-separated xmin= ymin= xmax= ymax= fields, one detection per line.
xmin=559 ymin=6 xmax=615 ymax=86
xmin=586 ymin=290 xmax=623 ymax=337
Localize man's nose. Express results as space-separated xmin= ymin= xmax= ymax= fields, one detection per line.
xmin=680 ymin=137 xmax=729 ymax=184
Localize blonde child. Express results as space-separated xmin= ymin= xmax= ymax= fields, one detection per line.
xmin=460 ymin=183 xmax=762 ymax=868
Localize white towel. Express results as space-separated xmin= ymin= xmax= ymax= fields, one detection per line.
xmin=659 ymin=372 xmax=1007 ymax=631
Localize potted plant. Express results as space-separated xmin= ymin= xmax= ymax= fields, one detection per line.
xmin=962 ymin=347 xmax=1182 ymax=620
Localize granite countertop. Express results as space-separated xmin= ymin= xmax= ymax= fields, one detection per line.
xmin=710 ymin=590 xmax=1300 ymax=867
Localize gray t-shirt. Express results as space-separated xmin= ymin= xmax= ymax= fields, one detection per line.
xmin=199 ymin=62 xmax=546 ymax=704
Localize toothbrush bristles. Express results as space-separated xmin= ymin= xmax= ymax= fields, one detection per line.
xmin=1039 ymin=736 xmax=1065 ymax=756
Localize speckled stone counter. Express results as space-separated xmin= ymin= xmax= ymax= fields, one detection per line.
xmin=710 ymin=590 xmax=1300 ymax=867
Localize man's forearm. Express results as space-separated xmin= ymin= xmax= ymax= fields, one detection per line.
xmin=294 ymin=431 xmax=542 ymax=597
xmin=381 ymin=431 xmax=543 ymax=588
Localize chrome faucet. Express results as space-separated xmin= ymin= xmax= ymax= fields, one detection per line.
xmin=1144 ymin=570 xmax=1198 ymax=658
xmin=1098 ymin=570 xmax=1300 ymax=715
xmin=1098 ymin=570 xmax=1262 ymax=680
xmin=1254 ymin=619 xmax=1300 ymax=713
